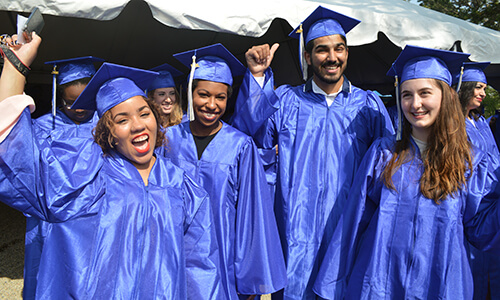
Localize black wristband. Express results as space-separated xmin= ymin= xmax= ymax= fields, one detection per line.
xmin=0 ymin=45 xmax=30 ymax=77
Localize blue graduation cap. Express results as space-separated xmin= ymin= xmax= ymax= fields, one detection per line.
xmin=45 ymin=56 xmax=105 ymax=117
xmin=387 ymin=45 xmax=470 ymax=86
xmin=72 ymin=62 xmax=159 ymax=118
xmin=453 ymin=61 xmax=490 ymax=91
xmin=146 ymin=63 xmax=184 ymax=93
xmin=386 ymin=45 xmax=470 ymax=140
xmin=289 ymin=6 xmax=360 ymax=81
xmin=173 ymin=43 xmax=245 ymax=121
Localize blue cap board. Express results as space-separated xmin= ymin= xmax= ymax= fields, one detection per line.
xmin=146 ymin=63 xmax=184 ymax=93
xmin=454 ymin=61 xmax=490 ymax=85
xmin=387 ymin=45 xmax=470 ymax=86
xmin=386 ymin=45 xmax=469 ymax=141
xmin=45 ymin=56 xmax=105 ymax=117
xmin=45 ymin=56 xmax=105 ymax=85
xmin=289 ymin=5 xmax=360 ymax=44
xmin=173 ymin=43 xmax=245 ymax=121
xmin=174 ymin=43 xmax=245 ymax=86
xmin=72 ymin=62 xmax=159 ymax=118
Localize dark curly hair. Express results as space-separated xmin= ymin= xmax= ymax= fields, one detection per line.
xmin=93 ymin=96 xmax=167 ymax=154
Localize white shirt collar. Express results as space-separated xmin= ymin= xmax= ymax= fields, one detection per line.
xmin=312 ymin=80 xmax=341 ymax=107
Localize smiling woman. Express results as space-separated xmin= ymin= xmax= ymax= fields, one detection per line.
xmin=94 ymin=95 xmax=165 ymax=184
xmin=159 ymin=43 xmax=287 ymax=299
xmin=313 ymin=45 xmax=500 ymax=300
xmin=453 ymin=61 xmax=500 ymax=300
xmin=0 ymin=34 xmax=220 ymax=299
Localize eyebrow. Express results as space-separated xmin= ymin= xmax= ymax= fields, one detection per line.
xmin=315 ymin=42 xmax=346 ymax=49
xmin=112 ymin=105 xmax=149 ymax=120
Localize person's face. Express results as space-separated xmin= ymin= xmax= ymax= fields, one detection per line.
xmin=305 ymin=34 xmax=348 ymax=87
xmin=61 ymin=83 xmax=94 ymax=124
xmin=467 ymin=82 xmax=487 ymax=111
xmin=401 ymin=78 xmax=442 ymax=142
xmin=110 ymin=96 xmax=158 ymax=169
xmin=151 ymin=87 xmax=177 ymax=116
xmin=191 ymin=80 xmax=228 ymax=135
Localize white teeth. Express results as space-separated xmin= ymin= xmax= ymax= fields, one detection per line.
xmin=204 ymin=113 xmax=216 ymax=118
xmin=133 ymin=135 xmax=148 ymax=143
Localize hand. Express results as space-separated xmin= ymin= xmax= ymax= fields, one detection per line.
xmin=245 ymin=43 xmax=279 ymax=77
xmin=0 ymin=32 xmax=41 ymax=101
xmin=5 ymin=32 xmax=42 ymax=68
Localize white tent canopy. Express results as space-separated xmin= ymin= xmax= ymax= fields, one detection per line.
xmin=3 ymin=0 xmax=500 ymax=61
xmin=1 ymin=0 xmax=500 ymax=115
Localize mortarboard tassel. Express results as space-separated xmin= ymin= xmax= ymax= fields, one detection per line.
xmin=187 ymin=53 xmax=198 ymax=121
xmin=456 ymin=65 xmax=464 ymax=92
xmin=298 ymin=24 xmax=308 ymax=82
xmin=395 ymin=74 xmax=402 ymax=141
xmin=51 ymin=65 xmax=59 ymax=118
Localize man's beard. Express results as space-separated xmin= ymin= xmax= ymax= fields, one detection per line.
xmin=311 ymin=61 xmax=344 ymax=85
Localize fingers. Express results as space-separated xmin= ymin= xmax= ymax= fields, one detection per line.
xmin=270 ymin=43 xmax=280 ymax=56
xmin=246 ymin=44 xmax=278 ymax=64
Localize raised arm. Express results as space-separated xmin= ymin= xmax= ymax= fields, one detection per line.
xmin=0 ymin=32 xmax=41 ymax=102
xmin=245 ymin=43 xmax=279 ymax=77
xmin=231 ymin=43 xmax=281 ymax=146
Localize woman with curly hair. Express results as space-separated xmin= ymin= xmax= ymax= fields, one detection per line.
xmin=0 ymin=33 xmax=219 ymax=299
xmin=313 ymin=45 xmax=500 ymax=300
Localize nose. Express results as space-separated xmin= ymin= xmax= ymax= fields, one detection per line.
xmin=411 ymin=96 xmax=423 ymax=110
xmin=326 ymin=49 xmax=337 ymax=62
xmin=206 ymin=96 xmax=217 ymax=110
xmin=479 ymin=88 xmax=486 ymax=98
xmin=131 ymin=116 xmax=146 ymax=132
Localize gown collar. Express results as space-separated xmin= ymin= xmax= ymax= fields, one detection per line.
xmin=303 ymin=74 xmax=351 ymax=94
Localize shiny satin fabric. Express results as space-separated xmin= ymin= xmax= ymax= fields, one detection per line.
xmin=313 ymin=136 xmax=500 ymax=299
xmin=465 ymin=116 xmax=500 ymax=300
xmin=0 ymin=108 xmax=220 ymax=299
xmin=22 ymin=109 xmax=99 ymax=299
xmin=160 ymin=121 xmax=287 ymax=299
xmin=32 ymin=109 xmax=99 ymax=140
xmin=231 ymin=69 xmax=394 ymax=299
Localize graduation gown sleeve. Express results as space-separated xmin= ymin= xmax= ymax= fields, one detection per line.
xmin=233 ymin=135 xmax=287 ymax=295
xmin=182 ymin=172 xmax=222 ymax=299
xmin=0 ymin=106 xmax=104 ymax=222
xmin=463 ymin=149 xmax=500 ymax=252
xmin=312 ymin=137 xmax=386 ymax=299
xmin=231 ymin=68 xmax=279 ymax=148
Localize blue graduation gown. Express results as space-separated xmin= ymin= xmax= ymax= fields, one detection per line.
xmin=0 ymin=108 xmax=220 ymax=299
xmin=465 ymin=116 xmax=500 ymax=300
xmin=231 ymin=69 xmax=395 ymax=299
xmin=22 ymin=109 xmax=99 ymax=299
xmin=32 ymin=108 xmax=99 ymax=141
xmin=313 ymin=136 xmax=500 ymax=300
xmin=160 ymin=121 xmax=287 ymax=299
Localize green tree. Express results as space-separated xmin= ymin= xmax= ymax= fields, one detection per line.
xmin=483 ymin=86 xmax=500 ymax=118
xmin=417 ymin=0 xmax=500 ymax=115
xmin=417 ymin=0 xmax=500 ymax=31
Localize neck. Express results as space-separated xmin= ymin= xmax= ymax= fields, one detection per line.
xmin=133 ymin=155 xmax=156 ymax=186
xmin=313 ymin=75 xmax=344 ymax=95
xmin=190 ymin=120 xmax=222 ymax=137
xmin=466 ymin=108 xmax=472 ymax=120
xmin=411 ymin=128 xmax=429 ymax=144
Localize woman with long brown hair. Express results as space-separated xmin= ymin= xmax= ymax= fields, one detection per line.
xmin=313 ymin=45 xmax=500 ymax=300
xmin=455 ymin=62 xmax=500 ymax=300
